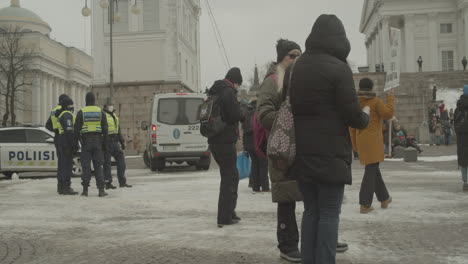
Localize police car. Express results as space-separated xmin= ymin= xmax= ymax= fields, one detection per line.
xmin=142 ymin=93 xmax=211 ymax=171
xmin=0 ymin=126 xmax=84 ymax=178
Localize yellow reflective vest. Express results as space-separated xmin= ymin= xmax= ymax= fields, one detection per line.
xmin=106 ymin=112 xmax=119 ymax=135
xmin=57 ymin=110 xmax=75 ymax=134
xmin=81 ymin=106 xmax=102 ymax=134
xmin=50 ymin=105 xmax=62 ymax=131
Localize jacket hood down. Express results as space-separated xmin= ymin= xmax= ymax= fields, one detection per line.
xmin=305 ymin=14 xmax=351 ymax=62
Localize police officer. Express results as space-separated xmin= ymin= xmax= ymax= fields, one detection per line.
xmin=56 ymin=97 xmax=79 ymax=195
xmin=45 ymin=94 xmax=70 ymax=194
xmin=103 ymin=104 xmax=132 ymax=189
xmin=74 ymin=92 xmax=108 ymax=197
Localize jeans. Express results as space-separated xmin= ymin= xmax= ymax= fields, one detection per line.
xmin=210 ymin=143 xmax=239 ymax=224
xmin=384 ymin=143 xmax=389 ymax=155
xmin=461 ymin=167 xmax=467 ymax=183
xmin=359 ymin=163 xmax=390 ymax=206
xmin=299 ymin=182 xmax=344 ymax=264
xmin=444 ymin=134 xmax=451 ymax=145
xmin=430 ymin=133 xmax=436 ymax=145
xmin=104 ymin=139 xmax=127 ymax=185
xmin=435 ymin=135 xmax=441 ymax=145
xmin=248 ymin=150 xmax=269 ymax=191
xmin=81 ymin=136 xmax=105 ymax=189
xmin=277 ymin=202 xmax=299 ymax=254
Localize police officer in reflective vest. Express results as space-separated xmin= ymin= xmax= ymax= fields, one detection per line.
xmin=74 ymin=92 xmax=109 ymax=197
xmin=56 ymin=96 xmax=79 ymax=195
xmin=103 ymin=104 xmax=132 ymax=189
xmin=45 ymin=94 xmax=70 ymax=194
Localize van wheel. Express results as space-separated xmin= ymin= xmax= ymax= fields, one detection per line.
xmin=143 ymin=150 xmax=150 ymax=168
xmin=2 ymin=172 xmax=13 ymax=179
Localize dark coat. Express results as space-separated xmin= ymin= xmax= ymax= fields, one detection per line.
xmin=241 ymin=101 xmax=255 ymax=152
xmin=289 ymin=15 xmax=369 ymax=185
xmin=455 ymin=95 xmax=468 ymax=167
xmin=207 ymin=79 xmax=242 ymax=145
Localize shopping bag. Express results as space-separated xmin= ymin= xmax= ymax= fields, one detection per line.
xmin=236 ymin=151 xmax=251 ymax=180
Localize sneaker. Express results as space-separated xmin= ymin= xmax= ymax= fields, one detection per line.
xmin=381 ymin=197 xmax=392 ymax=209
xmin=336 ymin=242 xmax=348 ymax=253
xmin=105 ymin=183 xmax=117 ymax=190
xmin=360 ymin=205 xmax=375 ymax=214
xmin=280 ymin=250 xmax=302 ymax=263
xmin=119 ymin=183 xmax=133 ymax=188
xmin=463 ymin=183 xmax=468 ymax=191
xmin=217 ymin=219 xmax=239 ymax=228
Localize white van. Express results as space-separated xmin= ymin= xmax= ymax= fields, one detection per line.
xmin=143 ymin=93 xmax=210 ymax=171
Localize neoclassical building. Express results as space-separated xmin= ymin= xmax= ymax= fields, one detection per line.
xmin=0 ymin=0 xmax=93 ymax=126
xmin=361 ymin=0 xmax=468 ymax=73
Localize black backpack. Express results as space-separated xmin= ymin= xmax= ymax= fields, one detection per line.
xmin=198 ymin=95 xmax=226 ymax=138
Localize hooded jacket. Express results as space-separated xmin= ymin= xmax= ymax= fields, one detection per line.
xmin=289 ymin=15 xmax=369 ymax=185
xmin=74 ymin=92 xmax=108 ymax=142
xmin=455 ymin=95 xmax=468 ymax=167
xmin=207 ymin=79 xmax=242 ymax=144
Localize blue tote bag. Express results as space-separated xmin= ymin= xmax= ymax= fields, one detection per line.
xmin=236 ymin=151 xmax=251 ymax=180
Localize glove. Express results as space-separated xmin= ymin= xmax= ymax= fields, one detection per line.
xmin=362 ymin=106 xmax=370 ymax=115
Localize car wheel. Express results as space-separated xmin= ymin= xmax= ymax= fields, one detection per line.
xmin=143 ymin=150 xmax=150 ymax=168
xmin=72 ymin=156 xmax=83 ymax=177
xmin=2 ymin=172 xmax=13 ymax=179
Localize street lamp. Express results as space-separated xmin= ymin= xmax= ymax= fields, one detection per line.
xmin=82 ymin=0 xmax=141 ymax=104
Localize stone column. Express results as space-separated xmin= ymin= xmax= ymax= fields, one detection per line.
xmin=32 ymin=73 xmax=41 ymax=124
xmin=381 ymin=16 xmax=391 ymax=72
xmin=428 ymin=12 xmax=439 ymax=71
xmin=404 ymin=14 xmax=416 ymax=72
xmin=40 ymin=74 xmax=46 ymax=121
xmin=463 ymin=7 xmax=468 ymax=61
xmin=366 ymin=41 xmax=371 ymax=69
xmin=371 ymin=34 xmax=377 ymax=72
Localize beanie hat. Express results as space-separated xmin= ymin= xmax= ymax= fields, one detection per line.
xmin=225 ymin=67 xmax=243 ymax=85
xmin=464 ymin=85 xmax=468 ymax=95
xmin=359 ymin=78 xmax=374 ymax=91
xmin=58 ymin=94 xmax=69 ymax=105
xmin=276 ymin=39 xmax=301 ymax=63
xmin=60 ymin=97 xmax=74 ymax=107
xmin=85 ymin=92 xmax=96 ymax=106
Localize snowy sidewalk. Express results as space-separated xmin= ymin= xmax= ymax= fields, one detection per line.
xmin=0 ymin=160 xmax=467 ymax=264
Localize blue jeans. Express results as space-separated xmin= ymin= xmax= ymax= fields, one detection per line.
xmin=299 ymin=182 xmax=344 ymax=264
xmin=461 ymin=167 xmax=467 ymax=183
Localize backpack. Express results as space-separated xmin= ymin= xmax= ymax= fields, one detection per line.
xmin=253 ymin=113 xmax=267 ymax=158
xmin=198 ymin=95 xmax=226 ymax=138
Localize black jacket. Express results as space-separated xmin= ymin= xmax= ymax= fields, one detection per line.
xmin=241 ymin=101 xmax=256 ymax=152
xmin=207 ymin=79 xmax=242 ymax=144
xmin=455 ymin=95 xmax=468 ymax=167
xmin=289 ymin=15 xmax=369 ymax=185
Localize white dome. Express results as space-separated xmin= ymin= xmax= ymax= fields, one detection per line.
xmin=0 ymin=0 xmax=51 ymax=35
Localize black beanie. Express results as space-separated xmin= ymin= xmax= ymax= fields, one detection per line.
xmin=276 ymin=39 xmax=301 ymax=63
xmin=225 ymin=67 xmax=243 ymax=85
xmin=58 ymin=94 xmax=69 ymax=105
xmin=359 ymin=78 xmax=374 ymax=91
xmin=85 ymin=92 xmax=96 ymax=106
xmin=60 ymin=97 xmax=74 ymax=107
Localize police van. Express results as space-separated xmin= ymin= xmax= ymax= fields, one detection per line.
xmin=142 ymin=93 xmax=211 ymax=171
xmin=0 ymin=126 xmax=83 ymax=178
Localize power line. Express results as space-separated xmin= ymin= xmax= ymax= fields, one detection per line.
xmin=204 ymin=0 xmax=230 ymax=70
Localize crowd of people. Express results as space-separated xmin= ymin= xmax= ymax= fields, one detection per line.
xmin=428 ymin=103 xmax=454 ymax=146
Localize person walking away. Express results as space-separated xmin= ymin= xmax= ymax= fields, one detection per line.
xmin=207 ymin=67 xmax=243 ymax=228
xmin=74 ymin=92 xmax=109 ymax=197
xmin=289 ymin=15 xmax=370 ymax=264
xmin=435 ymin=121 xmax=442 ymax=145
xmin=257 ymin=39 xmax=304 ymax=263
xmin=455 ymin=86 xmax=468 ymax=191
xmin=350 ymin=78 xmax=394 ymax=214
xmin=241 ymin=100 xmax=269 ymax=192
xmin=443 ymin=120 xmax=452 ymax=145
xmin=55 ymin=97 xmax=79 ymax=195
xmin=103 ymin=104 xmax=132 ymax=189
xmin=45 ymin=94 xmax=71 ymax=194
xmin=462 ymin=56 xmax=468 ymax=71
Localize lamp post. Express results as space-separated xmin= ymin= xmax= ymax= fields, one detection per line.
xmin=82 ymin=0 xmax=140 ymax=104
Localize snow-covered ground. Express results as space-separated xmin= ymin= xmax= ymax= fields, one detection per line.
xmin=0 ymin=159 xmax=467 ymax=264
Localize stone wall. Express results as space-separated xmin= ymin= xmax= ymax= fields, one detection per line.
xmin=91 ymin=81 xmax=194 ymax=154
xmin=353 ymin=71 xmax=468 ymax=143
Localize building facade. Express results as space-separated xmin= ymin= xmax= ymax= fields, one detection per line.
xmin=0 ymin=0 xmax=93 ymax=126
xmin=361 ymin=0 xmax=468 ymax=73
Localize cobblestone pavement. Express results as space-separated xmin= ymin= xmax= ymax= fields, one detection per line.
xmin=0 ymin=145 xmax=467 ymax=264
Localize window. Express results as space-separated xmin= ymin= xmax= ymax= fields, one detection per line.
xmin=0 ymin=129 xmax=27 ymax=143
xmin=157 ymin=98 xmax=204 ymax=125
xmin=440 ymin=23 xmax=453 ymax=34
xmin=26 ymin=129 xmax=52 ymax=143
xmin=441 ymin=51 xmax=454 ymax=71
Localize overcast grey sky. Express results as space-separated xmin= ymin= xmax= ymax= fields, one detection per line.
xmin=0 ymin=0 xmax=366 ymax=89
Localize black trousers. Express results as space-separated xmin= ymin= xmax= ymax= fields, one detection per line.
xmin=277 ymin=202 xmax=299 ymax=254
xmin=81 ymin=136 xmax=105 ymax=189
xmin=359 ymin=163 xmax=390 ymax=206
xmin=57 ymin=135 xmax=73 ymax=189
xmin=248 ymin=150 xmax=269 ymax=191
xmin=210 ymin=143 xmax=239 ymax=224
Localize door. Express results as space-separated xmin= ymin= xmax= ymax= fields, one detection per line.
xmin=24 ymin=129 xmax=57 ymax=171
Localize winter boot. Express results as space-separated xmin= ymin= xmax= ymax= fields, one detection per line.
xmin=336 ymin=241 xmax=349 ymax=253
xmin=98 ymin=188 xmax=108 ymax=197
xmin=105 ymin=183 xmax=117 ymax=190
xmin=232 ymin=213 xmax=241 ymax=222
xmin=360 ymin=205 xmax=375 ymax=214
xmin=119 ymin=183 xmax=132 ymax=188
xmin=279 ymin=250 xmax=302 ymax=263
xmin=81 ymin=186 xmax=88 ymax=197
xmin=381 ymin=197 xmax=393 ymax=209
xmin=63 ymin=187 xmax=78 ymax=195
xmin=57 ymin=184 xmax=63 ymax=195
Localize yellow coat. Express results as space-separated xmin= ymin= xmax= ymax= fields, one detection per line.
xmin=350 ymin=92 xmax=395 ymax=165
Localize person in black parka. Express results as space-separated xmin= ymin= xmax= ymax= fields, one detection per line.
xmin=454 ymin=85 xmax=468 ymax=191
xmin=289 ymin=15 xmax=369 ymax=264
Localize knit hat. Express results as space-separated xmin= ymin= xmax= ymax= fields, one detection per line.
xmin=359 ymin=78 xmax=374 ymax=91
xmin=225 ymin=67 xmax=243 ymax=85
xmin=276 ymin=39 xmax=301 ymax=63
xmin=58 ymin=94 xmax=69 ymax=105
xmin=85 ymin=92 xmax=96 ymax=106
xmin=60 ymin=96 xmax=74 ymax=107
xmin=464 ymin=85 xmax=468 ymax=95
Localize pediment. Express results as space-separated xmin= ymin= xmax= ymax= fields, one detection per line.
xmin=360 ymin=0 xmax=376 ymax=32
